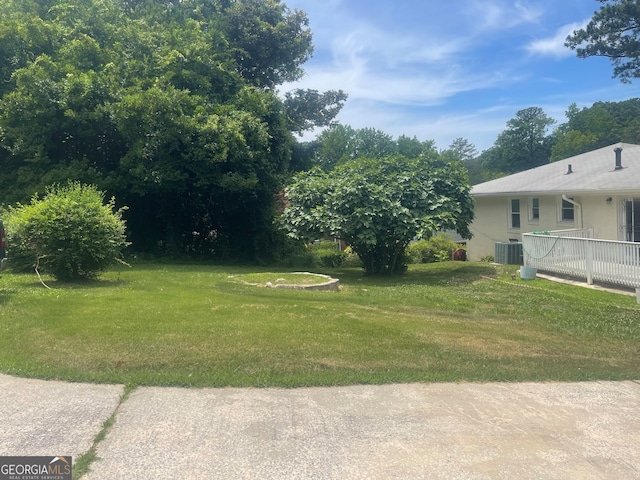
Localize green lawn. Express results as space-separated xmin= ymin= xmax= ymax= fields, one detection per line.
xmin=0 ymin=262 xmax=638 ymax=388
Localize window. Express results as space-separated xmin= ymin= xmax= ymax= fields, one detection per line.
xmin=529 ymin=198 xmax=539 ymax=222
xmin=510 ymin=199 xmax=521 ymax=229
xmin=561 ymin=198 xmax=575 ymax=222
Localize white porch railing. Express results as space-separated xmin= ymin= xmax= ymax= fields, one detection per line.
xmin=522 ymin=230 xmax=640 ymax=289
xmin=540 ymin=228 xmax=594 ymax=239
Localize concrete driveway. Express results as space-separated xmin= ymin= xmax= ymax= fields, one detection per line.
xmin=1 ymin=374 xmax=638 ymax=479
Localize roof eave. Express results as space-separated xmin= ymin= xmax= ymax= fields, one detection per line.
xmin=472 ymin=188 xmax=640 ymax=197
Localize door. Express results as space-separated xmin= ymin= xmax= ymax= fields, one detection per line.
xmin=623 ymin=198 xmax=640 ymax=242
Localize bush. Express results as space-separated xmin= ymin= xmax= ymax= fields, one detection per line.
xmin=407 ymin=234 xmax=465 ymax=264
xmin=341 ymin=246 xmax=363 ymax=268
xmin=6 ymin=182 xmax=129 ymax=281
xmin=271 ymin=237 xmax=316 ymax=269
xmin=307 ymin=240 xmax=347 ymax=268
xmin=272 ymin=240 xmax=359 ymax=270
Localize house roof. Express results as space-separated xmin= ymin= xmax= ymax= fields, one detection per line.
xmin=471 ymin=142 xmax=640 ymax=197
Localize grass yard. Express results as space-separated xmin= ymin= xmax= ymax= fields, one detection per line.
xmin=0 ymin=262 xmax=638 ymax=388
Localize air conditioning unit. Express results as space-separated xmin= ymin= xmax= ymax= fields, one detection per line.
xmin=494 ymin=242 xmax=523 ymax=265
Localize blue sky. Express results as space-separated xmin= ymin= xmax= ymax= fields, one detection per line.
xmin=281 ymin=0 xmax=640 ymax=153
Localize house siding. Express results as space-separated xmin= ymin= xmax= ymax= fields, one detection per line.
xmin=468 ymin=196 xmax=520 ymax=261
xmin=467 ymin=194 xmax=625 ymax=261
xmin=467 ymin=143 xmax=640 ymax=261
xmin=581 ymin=196 xmax=619 ymax=241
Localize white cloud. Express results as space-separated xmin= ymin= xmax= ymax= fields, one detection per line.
xmin=282 ymin=1 xmax=542 ymax=148
xmin=287 ymin=55 xmax=519 ymax=109
xmin=525 ymin=21 xmax=588 ymax=58
xmin=282 ymin=0 xmax=640 ymax=156
xmin=285 ymin=19 xmax=522 ymax=107
xmin=329 ymin=23 xmax=467 ymax=68
xmin=468 ymin=0 xmax=543 ymax=32
xmin=514 ymin=1 xmax=544 ymax=24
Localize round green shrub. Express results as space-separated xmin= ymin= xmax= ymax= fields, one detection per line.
xmin=407 ymin=234 xmax=466 ymax=264
xmin=6 ymin=182 xmax=129 ymax=281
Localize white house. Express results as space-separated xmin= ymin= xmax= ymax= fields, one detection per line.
xmin=467 ymin=143 xmax=640 ymax=261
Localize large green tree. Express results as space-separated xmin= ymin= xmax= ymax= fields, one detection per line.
xmin=480 ymin=107 xmax=555 ymax=175
xmin=280 ymin=155 xmax=474 ymax=275
xmin=550 ymin=98 xmax=640 ymax=160
xmin=223 ymin=0 xmax=313 ymax=88
xmin=441 ymin=138 xmax=485 ymax=185
xmin=0 ymin=0 xmax=346 ymax=257
xmin=566 ymin=0 xmax=640 ymax=83
xmin=445 ymin=137 xmax=478 ymax=162
xmin=312 ymin=124 xmax=436 ymax=172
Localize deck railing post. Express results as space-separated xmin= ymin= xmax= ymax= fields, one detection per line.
xmin=522 ymin=234 xmax=530 ymax=266
xmin=585 ymin=239 xmax=594 ymax=285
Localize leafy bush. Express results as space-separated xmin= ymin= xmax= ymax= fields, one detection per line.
xmin=307 ymin=240 xmax=347 ymax=268
xmin=273 ymin=239 xmax=359 ymax=270
xmin=407 ymin=234 xmax=465 ymax=264
xmin=341 ymin=246 xmax=363 ymax=268
xmin=280 ymin=155 xmax=474 ymax=275
xmin=6 ymin=183 xmax=129 ymax=280
xmin=271 ymin=237 xmax=316 ymax=269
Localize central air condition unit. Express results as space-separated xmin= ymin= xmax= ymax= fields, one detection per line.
xmin=494 ymin=242 xmax=523 ymax=265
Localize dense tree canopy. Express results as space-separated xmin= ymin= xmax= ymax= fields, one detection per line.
xmin=551 ymin=98 xmax=640 ymax=160
xmin=223 ymin=0 xmax=313 ymax=88
xmin=310 ymin=124 xmax=437 ymax=172
xmin=280 ymin=154 xmax=474 ymax=274
xmin=566 ymin=0 xmax=640 ymax=83
xmin=284 ymin=89 xmax=348 ymax=134
xmin=479 ymin=107 xmax=555 ymax=175
xmin=0 ymin=0 xmax=346 ymax=257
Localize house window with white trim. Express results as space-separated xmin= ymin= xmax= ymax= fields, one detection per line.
xmin=561 ymin=198 xmax=575 ymax=222
xmin=529 ymin=197 xmax=539 ymax=222
xmin=509 ymin=199 xmax=521 ymax=229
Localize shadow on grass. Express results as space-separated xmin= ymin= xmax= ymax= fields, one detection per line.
xmin=0 ymin=290 xmax=16 ymax=305
xmin=56 ymin=277 xmax=130 ymax=289
xmin=334 ymin=263 xmax=499 ymax=287
xmin=12 ymin=276 xmax=128 ymax=291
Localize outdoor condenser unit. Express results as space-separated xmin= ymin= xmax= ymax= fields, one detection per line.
xmin=494 ymin=242 xmax=523 ymax=265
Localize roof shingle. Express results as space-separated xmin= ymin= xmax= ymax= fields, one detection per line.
xmin=471 ymin=143 xmax=640 ymax=196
